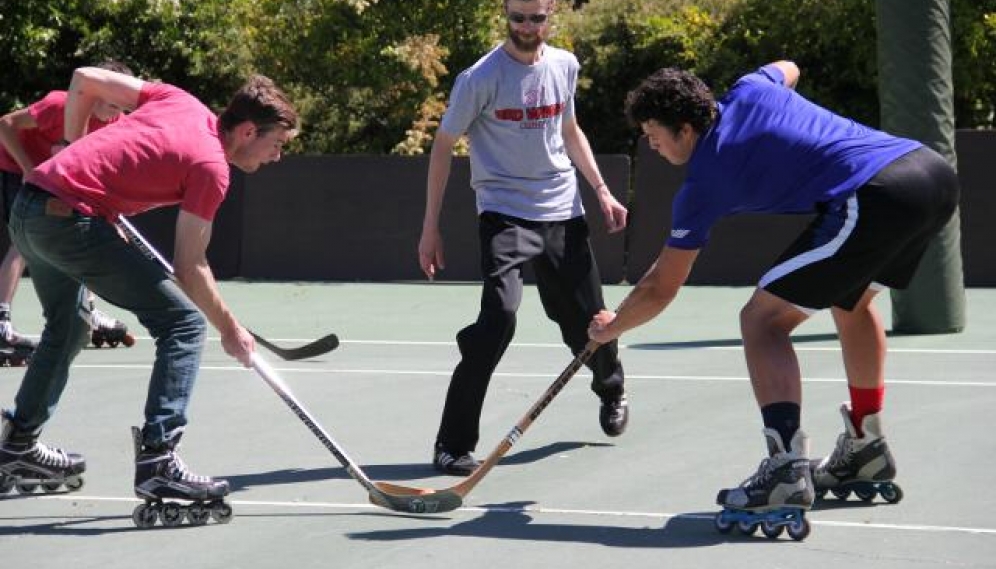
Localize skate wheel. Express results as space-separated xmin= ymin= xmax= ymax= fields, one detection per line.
xmin=91 ymin=338 xmax=104 ymax=348
xmin=854 ymin=486 xmax=876 ymax=502
xmin=815 ymin=488 xmax=828 ymax=500
xmin=133 ymin=503 xmax=159 ymax=528
xmin=65 ymin=476 xmax=84 ymax=491
xmin=879 ymin=483 xmax=903 ymax=504
xmin=42 ymin=481 xmax=63 ymax=493
xmin=162 ymin=503 xmax=186 ymax=527
xmin=737 ymin=520 xmax=759 ymax=535
xmin=211 ymin=502 xmax=233 ymax=524
xmin=122 ymin=334 xmax=136 ymax=347
xmin=714 ymin=511 xmax=734 ymax=534
xmin=830 ymin=487 xmax=851 ymax=500
xmin=187 ymin=504 xmax=211 ymax=525
xmin=107 ymin=340 xmax=120 ymax=348
xmin=761 ymin=520 xmax=784 ymax=539
xmin=786 ymin=516 xmax=811 ymax=541
xmin=10 ymin=356 xmax=26 ymax=366
xmin=0 ymin=478 xmax=13 ymax=494
xmin=16 ymin=482 xmax=38 ymax=494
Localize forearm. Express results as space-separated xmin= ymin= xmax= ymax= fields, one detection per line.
xmin=64 ymin=70 xmax=100 ymax=141
xmin=609 ymin=272 xmax=678 ymax=337
xmin=174 ymin=261 xmax=240 ymax=337
xmin=0 ymin=123 xmax=34 ymax=173
xmin=423 ymin=139 xmax=453 ymax=229
xmin=564 ymin=125 xmax=608 ymax=193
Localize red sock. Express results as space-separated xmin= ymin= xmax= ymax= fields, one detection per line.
xmin=848 ymin=385 xmax=884 ymax=436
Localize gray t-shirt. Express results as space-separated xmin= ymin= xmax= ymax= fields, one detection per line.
xmin=439 ymin=44 xmax=583 ymax=221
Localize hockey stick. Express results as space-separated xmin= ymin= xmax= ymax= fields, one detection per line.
xmin=367 ymin=340 xmax=600 ymax=514
xmin=250 ymin=353 xmax=459 ymax=512
xmin=248 ymin=331 xmax=339 ymax=361
xmin=117 ymin=217 xmax=339 ymax=360
xmin=113 ymin=217 xmax=438 ymax=508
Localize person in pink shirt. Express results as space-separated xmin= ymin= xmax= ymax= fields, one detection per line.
xmin=0 ymin=60 xmax=134 ymax=363
xmin=0 ymin=66 xmax=298 ymax=526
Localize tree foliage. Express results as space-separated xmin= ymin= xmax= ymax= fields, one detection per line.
xmin=1 ymin=0 xmax=993 ymax=156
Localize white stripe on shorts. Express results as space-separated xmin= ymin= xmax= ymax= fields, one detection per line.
xmin=759 ymin=194 xmax=859 ymax=289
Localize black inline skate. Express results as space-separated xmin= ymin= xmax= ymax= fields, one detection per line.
xmin=131 ymin=427 xmax=232 ymax=528
xmin=811 ymin=403 xmax=903 ymax=504
xmin=0 ymin=306 xmax=36 ymax=366
xmin=89 ymin=306 xmax=135 ymax=348
xmin=0 ymin=411 xmax=85 ymax=495
xmin=715 ymin=429 xmax=814 ymax=541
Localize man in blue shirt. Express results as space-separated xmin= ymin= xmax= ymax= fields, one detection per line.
xmin=588 ymin=62 xmax=958 ymax=524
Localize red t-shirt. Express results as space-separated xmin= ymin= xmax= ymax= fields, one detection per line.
xmin=0 ymin=91 xmax=115 ymax=174
xmin=28 ymin=83 xmax=229 ymax=221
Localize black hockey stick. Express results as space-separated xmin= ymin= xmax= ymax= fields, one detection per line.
xmin=117 ymin=217 xmax=339 ymax=361
xmin=249 ymin=331 xmax=339 ymax=361
xmin=368 ymin=340 xmax=599 ymax=514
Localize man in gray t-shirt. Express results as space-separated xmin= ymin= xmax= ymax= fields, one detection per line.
xmin=418 ymin=0 xmax=630 ymax=476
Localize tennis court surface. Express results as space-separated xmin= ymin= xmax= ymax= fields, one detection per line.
xmin=2 ymin=282 xmax=993 ymax=568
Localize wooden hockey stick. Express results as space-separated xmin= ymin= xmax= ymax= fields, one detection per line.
xmin=367 ymin=340 xmax=600 ymax=513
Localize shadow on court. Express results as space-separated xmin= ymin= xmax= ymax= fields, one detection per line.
xmin=0 ymin=515 xmax=136 ymax=536
xmin=223 ymin=441 xmax=611 ymax=491
xmin=628 ymin=333 xmax=840 ymax=350
xmin=347 ymin=503 xmax=780 ymax=549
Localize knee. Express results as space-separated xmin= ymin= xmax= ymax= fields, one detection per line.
xmin=740 ymin=299 xmax=798 ymax=339
xmin=457 ymin=309 xmax=516 ymax=351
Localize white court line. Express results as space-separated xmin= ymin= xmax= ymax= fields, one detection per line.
xmin=70 ymin=364 xmax=996 ymax=388
xmin=37 ymin=494 xmax=996 ymax=536
xmin=128 ymin=336 xmax=996 ymax=355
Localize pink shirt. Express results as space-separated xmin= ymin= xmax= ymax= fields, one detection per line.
xmin=28 ymin=83 xmax=229 ymax=221
xmin=0 ymin=91 xmax=115 ymax=175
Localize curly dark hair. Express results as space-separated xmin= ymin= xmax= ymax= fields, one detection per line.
xmin=625 ymin=68 xmax=716 ymax=134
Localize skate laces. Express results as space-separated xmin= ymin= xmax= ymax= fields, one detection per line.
xmin=0 ymin=320 xmax=13 ymax=341
xmin=165 ymin=451 xmax=212 ymax=485
xmin=741 ymin=457 xmax=776 ymax=489
xmin=824 ymin=433 xmax=856 ymax=470
xmin=29 ymin=442 xmax=74 ymax=468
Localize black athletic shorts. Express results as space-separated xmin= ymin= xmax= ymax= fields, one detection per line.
xmin=760 ymin=146 xmax=960 ymax=311
xmin=1 ymin=171 xmax=23 ymax=226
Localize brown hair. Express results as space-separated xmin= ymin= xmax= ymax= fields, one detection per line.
xmin=218 ymin=75 xmax=298 ymax=135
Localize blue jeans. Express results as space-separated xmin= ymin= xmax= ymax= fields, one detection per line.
xmin=7 ymin=184 xmax=206 ymax=447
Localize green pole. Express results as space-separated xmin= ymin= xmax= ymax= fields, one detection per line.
xmin=876 ymin=0 xmax=965 ymax=334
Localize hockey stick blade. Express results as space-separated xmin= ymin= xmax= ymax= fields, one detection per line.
xmin=368 ymin=340 xmax=599 ymax=514
xmin=250 ymin=331 xmax=340 ymax=361
xmin=116 ymin=217 xmax=341 ymax=362
xmin=251 ymin=353 xmax=457 ymax=513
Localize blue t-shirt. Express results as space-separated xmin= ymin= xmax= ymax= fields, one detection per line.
xmin=667 ymin=64 xmax=922 ymax=249
xmin=439 ymin=45 xmax=583 ymax=221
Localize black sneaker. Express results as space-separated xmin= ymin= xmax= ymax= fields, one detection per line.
xmin=599 ymin=394 xmax=629 ymax=437
xmin=432 ymin=442 xmax=479 ymax=476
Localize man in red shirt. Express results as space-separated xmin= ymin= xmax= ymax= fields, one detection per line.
xmin=0 ymin=60 xmax=134 ymax=363
xmin=0 ymin=66 xmax=298 ymax=524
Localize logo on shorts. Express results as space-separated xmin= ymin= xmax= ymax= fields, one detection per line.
xmin=671 ymin=228 xmax=691 ymax=239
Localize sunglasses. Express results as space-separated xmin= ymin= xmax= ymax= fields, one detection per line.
xmin=507 ymin=12 xmax=549 ymax=25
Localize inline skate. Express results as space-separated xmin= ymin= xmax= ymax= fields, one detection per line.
xmin=131 ymin=427 xmax=232 ymax=528
xmin=811 ymin=403 xmax=903 ymax=504
xmin=82 ymin=299 xmax=135 ymax=348
xmin=714 ymin=428 xmax=814 ymax=541
xmin=0 ymin=306 xmax=35 ymax=366
xmin=0 ymin=411 xmax=85 ymax=495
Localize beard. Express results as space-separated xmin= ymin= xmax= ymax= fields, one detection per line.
xmin=506 ymin=24 xmax=544 ymax=53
